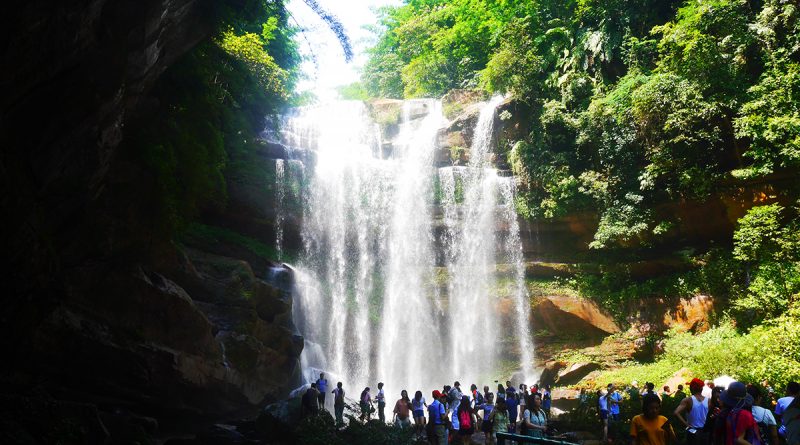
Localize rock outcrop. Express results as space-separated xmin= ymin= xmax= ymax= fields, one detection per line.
xmin=532 ymin=295 xmax=621 ymax=338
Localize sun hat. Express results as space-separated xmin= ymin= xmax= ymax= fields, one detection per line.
xmin=720 ymin=381 xmax=753 ymax=408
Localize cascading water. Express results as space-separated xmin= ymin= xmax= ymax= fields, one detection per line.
xmin=274 ymin=159 xmax=286 ymax=261
xmin=273 ymin=97 xmax=535 ymax=403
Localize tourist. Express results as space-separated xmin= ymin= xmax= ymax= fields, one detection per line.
xmin=471 ymin=384 xmax=485 ymax=429
xmin=302 ymin=382 xmax=320 ymax=417
xmin=498 ymin=383 xmax=507 ymax=401
xmin=714 ymin=381 xmax=758 ymax=445
xmin=394 ymin=389 xmax=413 ymax=429
xmin=479 ymin=392 xmax=496 ymax=444
xmin=675 ymin=385 xmax=687 ymax=402
xmin=490 ymin=398 xmax=510 ymax=445
xmin=775 ymin=382 xmax=799 ymax=439
xmin=783 ymin=397 xmax=800 ymax=445
xmin=543 ymin=385 xmax=553 ymax=414
xmin=506 ymin=381 xmax=517 ymax=401
xmin=457 ymin=395 xmax=477 ymax=444
xmin=630 ymin=393 xmax=676 ymax=445
xmin=332 ymin=381 xmax=345 ymax=427
xmin=747 ymin=385 xmax=778 ymax=445
xmin=427 ymin=390 xmax=447 ymax=445
xmin=663 ymin=386 xmax=672 ymax=399
xmin=609 ymin=383 xmax=623 ymax=422
xmin=506 ymin=384 xmax=520 ymax=433
xmin=599 ymin=389 xmax=610 ymax=443
xmin=703 ymin=380 xmax=714 ymax=399
xmin=316 ymin=372 xmax=328 ymax=408
xmin=520 ymin=384 xmax=529 ymax=418
xmin=674 ymin=378 xmax=709 ymax=445
xmin=449 ymin=381 xmax=464 ymax=430
xmin=704 ymin=386 xmax=725 ymax=444
xmin=522 ymin=392 xmax=548 ymax=438
xmin=376 ymin=382 xmax=386 ymax=423
xmin=645 ymin=382 xmax=659 ymax=398
xmin=630 ymin=381 xmax=642 ymax=401
xmin=360 ymin=387 xmax=373 ymax=422
xmin=412 ymin=390 xmax=428 ymax=438
xmin=484 ymin=385 xmax=492 ymax=403
xmin=578 ymin=388 xmax=589 ymax=417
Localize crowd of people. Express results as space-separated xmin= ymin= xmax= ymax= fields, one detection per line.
xmin=301 ymin=375 xmax=553 ymax=444
xmin=594 ymin=379 xmax=799 ymax=445
xmin=300 ymin=373 xmax=799 ymax=445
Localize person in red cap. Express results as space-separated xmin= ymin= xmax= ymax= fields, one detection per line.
xmin=428 ymin=390 xmax=448 ymax=444
xmin=675 ymin=378 xmax=710 ymax=445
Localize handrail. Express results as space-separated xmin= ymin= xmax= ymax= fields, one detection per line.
xmin=494 ymin=432 xmax=580 ymax=445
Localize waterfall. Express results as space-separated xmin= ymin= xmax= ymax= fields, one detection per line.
xmin=276 ymin=97 xmax=534 ymax=399
xmin=274 ymin=159 xmax=286 ymax=261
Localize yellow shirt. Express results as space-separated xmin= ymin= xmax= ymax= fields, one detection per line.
xmin=630 ymin=415 xmax=673 ymax=445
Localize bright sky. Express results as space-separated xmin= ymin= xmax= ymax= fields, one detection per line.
xmin=287 ymin=0 xmax=401 ymax=101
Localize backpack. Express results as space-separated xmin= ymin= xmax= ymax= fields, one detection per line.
xmin=459 ymin=409 xmax=472 ymax=429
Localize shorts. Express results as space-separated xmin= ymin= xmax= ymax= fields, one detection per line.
xmin=482 ymin=420 xmax=494 ymax=433
xmin=459 ymin=426 xmax=475 ymax=435
xmin=413 ymin=409 xmax=425 ymax=419
xmin=600 ymin=409 xmax=609 ymax=420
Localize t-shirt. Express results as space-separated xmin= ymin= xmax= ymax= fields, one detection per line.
xmin=776 ymin=397 xmax=795 ymax=424
xmin=543 ymin=391 xmax=552 ymax=409
xmin=376 ymin=388 xmax=385 ymax=403
xmin=316 ymin=378 xmax=328 ymax=392
xmin=610 ymin=392 xmax=623 ymax=415
xmin=716 ymin=409 xmax=758 ymax=445
xmin=524 ymin=409 xmax=547 ymax=438
xmin=333 ymin=387 xmax=345 ymax=407
xmin=630 ymin=415 xmax=673 ymax=445
xmin=753 ymin=406 xmax=778 ymax=427
xmin=506 ymin=393 xmax=520 ymax=420
xmin=394 ymin=399 xmax=411 ymax=419
xmin=480 ymin=403 xmax=495 ymax=421
xmin=429 ymin=399 xmax=446 ymax=425
xmin=492 ymin=410 xmax=510 ymax=433
xmin=412 ymin=397 xmax=426 ymax=411
xmin=599 ymin=394 xmax=609 ymax=411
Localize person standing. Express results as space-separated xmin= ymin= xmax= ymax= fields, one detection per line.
xmin=543 ymin=385 xmax=553 ymax=415
xmin=360 ymin=387 xmax=373 ymax=422
xmin=715 ymin=381 xmax=759 ymax=445
xmin=783 ymin=397 xmax=800 ymax=445
xmin=776 ymin=382 xmax=799 ymax=440
xmin=675 ymin=385 xmax=687 ymax=402
xmin=630 ymin=393 xmax=676 ymax=445
xmin=412 ymin=390 xmax=428 ymax=439
xmin=394 ymin=390 xmax=413 ymax=429
xmin=428 ymin=390 xmax=448 ymax=445
xmin=599 ymin=389 xmax=610 ymax=443
xmin=449 ymin=381 xmax=464 ymax=431
xmin=490 ymin=398 xmax=510 ymax=445
xmin=674 ymin=378 xmax=709 ymax=445
xmin=522 ymin=392 xmax=548 ymax=438
xmin=376 ymin=382 xmax=386 ymax=423
xmin=479 ymin=392 xmax=496 ymax=444
xmin=748 ymin=385 xmax=778 ymax=445
xmin=457 ymin=395 xmax=476 ymax=444
xmin=471 ymin=384 xmax=485 ymax=430
xmin=332 ymin=382 xmax=345 ymax=427
xmin=520 ymin=384 xmax=529 ymax=419
xmin=498 ymin=383 xmax=507 ymax=402
xmin=506 ymin=386 xmax=520 ymax=433
xmin=302 ymin=382 xmax=320 ymax=417
xmin=609 ymin=383 xmax=623 ymax=422
xmin=316 ymin=372 xmax=328 ymax=409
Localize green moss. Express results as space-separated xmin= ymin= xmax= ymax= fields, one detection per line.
xmin=180 ymin=222 xmax=295 ymax=263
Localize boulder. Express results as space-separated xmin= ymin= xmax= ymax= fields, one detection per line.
xmin=556 ymin=362 xmax=602 ymax=385
xmin=532 ymin=295 xmax=621 ymax=338
xmin=539 ymin=361 xmax=568 ymax=386
xmin=441 ymin=89 xmax=487 ymax=119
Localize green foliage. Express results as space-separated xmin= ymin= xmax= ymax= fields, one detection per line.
xmin=294 ymin=412 xmax=417 ymax=445
xmin=180 ymin=223 xmax=291 ymax=263
xmin=731 ymin=204 xmax=800 ymax=325
xmin=128 ymin=2 xmax=300 ymax=235
xmin=597 ymin=308 xmax=800 ymax=392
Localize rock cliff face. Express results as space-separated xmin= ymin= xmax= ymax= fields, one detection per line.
xmin=1 ymin=2 xmax=302 ymax=442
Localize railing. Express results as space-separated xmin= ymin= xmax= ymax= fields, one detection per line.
xmin=494 ymin=432 xmax=580 ymax=445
